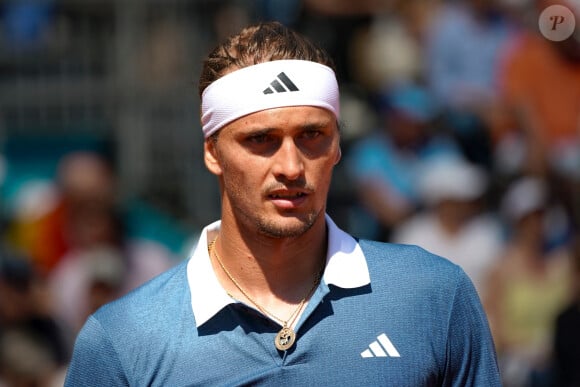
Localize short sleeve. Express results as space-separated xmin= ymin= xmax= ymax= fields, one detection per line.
xmin=65 ymin=315 xmax=129 ymax=386
xmin=443 ymin=270 xmax=501 ymax=386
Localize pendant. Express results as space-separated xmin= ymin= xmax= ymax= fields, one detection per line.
xmin=275 ymin=326 xmax=296 ymax=351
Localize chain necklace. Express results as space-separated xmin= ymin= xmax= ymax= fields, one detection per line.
xmin=208 ymin=237 xmax=323 ymax=351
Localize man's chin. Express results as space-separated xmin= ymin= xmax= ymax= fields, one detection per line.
xmin=256 ymin=213 xmax=318 ymax=238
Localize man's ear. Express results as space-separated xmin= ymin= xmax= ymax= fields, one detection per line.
xmin=334 ymin=146 xmax=342 ymax=165
xmin=204 ymin=139 xmax=223 ymax=176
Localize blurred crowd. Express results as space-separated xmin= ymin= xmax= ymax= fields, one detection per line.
xmin=0 ymin=151 xmax=190 ymax=386
xmin=1 ymin=0 xmax=580 ymax=386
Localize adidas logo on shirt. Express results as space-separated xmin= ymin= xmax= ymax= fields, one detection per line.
xmin=360 ymin=333 xmax=401 ymax=358
xmin=263 ymin=72 xmax=299 ymax=94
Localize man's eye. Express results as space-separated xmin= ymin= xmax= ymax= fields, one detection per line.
xmin=302 ymin=130 xmax=321 ymax=139
xmin=247 ymin=134 xmax=271 ymax=143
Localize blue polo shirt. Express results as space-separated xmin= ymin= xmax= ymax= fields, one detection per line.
xmin=65 ymin=216 xmax=500 ymax=386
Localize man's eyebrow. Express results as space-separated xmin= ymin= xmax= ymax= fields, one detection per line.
xmin=237 ymin=120 xmax=332 ymax=136
xmin=241 ymin=127 xmax=275 ymax=136
xmin=302 ymin=122 xmax=329 ymax=130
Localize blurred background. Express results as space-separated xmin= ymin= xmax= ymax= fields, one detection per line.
xmin=0 ymin=0 xmax=579 ymax=386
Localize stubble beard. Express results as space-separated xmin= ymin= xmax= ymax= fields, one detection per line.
xmin=222 ymin=162 xmax=327 ymax=238
xmin=255 ymin=209 xmax=320 ymax=238
xmin=224 ymin=185 xmax=323 ymax=239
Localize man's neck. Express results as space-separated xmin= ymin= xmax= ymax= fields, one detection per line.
xmin=208 ymin=216 xmax=327 ymax=316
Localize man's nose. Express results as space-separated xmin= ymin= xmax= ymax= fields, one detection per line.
xmin=271 ymin=139 xmax=304 ymax=180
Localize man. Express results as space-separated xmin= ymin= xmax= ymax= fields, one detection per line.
xmin=65 ymin=21 xmax=500 ymax=386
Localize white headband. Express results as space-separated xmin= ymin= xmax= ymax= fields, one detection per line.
xmin=201 ymin=60 xmax=340 ymax=138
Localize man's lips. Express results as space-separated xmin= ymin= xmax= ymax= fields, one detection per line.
xmin=268 ymin=191 xmax=307 ymax=199
xmin=267 ymin=190 xmax=309 ymax=208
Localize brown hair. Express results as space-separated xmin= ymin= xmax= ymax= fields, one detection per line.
xmin=198 ymin=21 xmax=335 ymax=97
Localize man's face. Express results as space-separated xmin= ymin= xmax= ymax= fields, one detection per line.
xmin=204 ymin=106 xmax=341 ymax=238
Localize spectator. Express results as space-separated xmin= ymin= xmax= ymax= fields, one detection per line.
xmin=553 ymin=235 xmax=580 ymax=387
xmin=492 ymin=0 xmax=580 ymax=227
xmin=484 ymin=176 xmax=574 ymax=386
xmin=43 ymin=152 xmax=177 ymax=339
xmin=0 ymin=248 xmax=68 ymax=386
xmin=349 ymin=0 xmax=432 ymax=93
xmin=346 ymin=82 xmax=462 ymax=240
xmin=392 ymin=157 xmax=503 ymax=296
xmin=5 ymin=151 xmax=118 ymax=276
xmin=49 ymin=243 xmax=127 ymax=339
xmin=424 ymin=0 xmax=515 ymax=168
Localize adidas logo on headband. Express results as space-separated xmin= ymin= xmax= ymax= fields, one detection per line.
xmin=263 ymin=72 xmax=299 ymax=94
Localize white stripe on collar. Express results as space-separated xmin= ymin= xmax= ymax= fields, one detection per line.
xmin=187 ymin=215 xmax=370 ymax=327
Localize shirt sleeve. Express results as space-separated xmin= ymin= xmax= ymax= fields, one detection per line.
xmin=64 ymin=315 xmax=129 ymax=387
xmin=442 ymin=269 xmax=502 ymax=387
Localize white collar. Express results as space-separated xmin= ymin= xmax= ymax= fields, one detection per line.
xmin=187 ymin=214 xmax=370 ymax=327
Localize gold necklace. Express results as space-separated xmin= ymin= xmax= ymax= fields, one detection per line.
xmin=208 ymin=237 xmax=322 ymax=351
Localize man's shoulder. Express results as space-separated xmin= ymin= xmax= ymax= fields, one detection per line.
xmin=359 ymin=239 xmax=458 ymax=268
xmin=355 ymin=239 xmax=482 ymax=326
xmin=94 ymin=260 xmax=190 ymax=326
xmin=358 ymin=239 xmax=465 ymax=289
xmin=66 ymin=260 xmax=192 ymax=385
